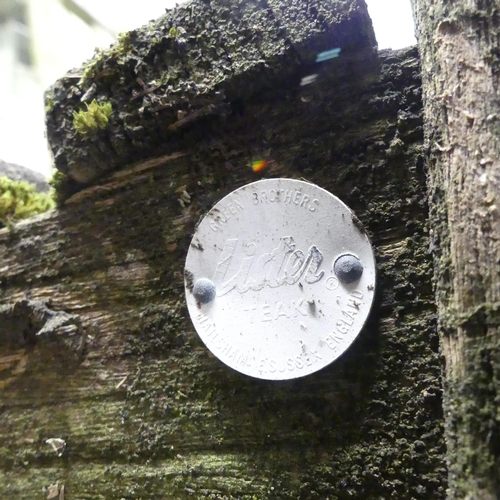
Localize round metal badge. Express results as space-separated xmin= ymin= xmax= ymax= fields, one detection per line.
xmin=184 ymin=178 xmax=376 ymax=380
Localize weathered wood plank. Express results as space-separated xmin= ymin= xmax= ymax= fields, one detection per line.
xmin=0 ymin=47 xmax=446 ymax=498
xmin=44 ymin=0 xmax=376 ymax=190
xmin=411 ymin=0 xmax=500 ymax=497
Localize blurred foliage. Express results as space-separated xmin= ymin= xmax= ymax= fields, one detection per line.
xmin=0 ymin=177 xmax=55 ymax=229
xmin=72 ymin=99 xmax=113 ymax=135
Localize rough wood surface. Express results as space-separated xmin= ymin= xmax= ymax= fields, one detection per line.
xmin=45 ymin=0 xmax=376 ymax=190
xmin=411 ymin=0 xmax=500 ymax=498
xmin=0 ymin=44 xmax=446 ymax=499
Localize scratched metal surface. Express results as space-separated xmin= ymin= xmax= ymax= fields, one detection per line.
xmin=185 ymin=178 xmax=376 ymax=379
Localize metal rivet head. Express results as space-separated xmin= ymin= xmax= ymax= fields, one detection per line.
xmin=193 ymin=278 xmax=216 ymax=304
xmin=334 ymin=254 xmax=363 ymax=284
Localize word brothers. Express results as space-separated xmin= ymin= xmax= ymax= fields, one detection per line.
xmin=213 ymin=236 xmax=324 ymax=296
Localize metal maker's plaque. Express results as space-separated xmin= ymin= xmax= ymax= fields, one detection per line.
xmin=184 ymin=178 xmax=376 ymax=380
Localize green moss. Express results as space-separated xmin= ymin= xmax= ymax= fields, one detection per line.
xmin=443 ymin=331 xmax=500 ymax=497
xmin=0 ymin=177 xmax=55 ymax=229
xmin=387 ymin=136 xmax=405 ymax=157
xmin=44 ymin=96 xmax=55 ymax=114
xmin=77 ymin=30 xmax=135 ymax=87
xmin=49 ymin=170 xmax=72 ymax=207
xmin=169 ymin=27 xmax=181 ymax=38
xmin=72 ymin=99 xmax=113 ymax=136
xmin=49 ymin=170 xmax=67 ymax=193
xmin=117 ymin=31 xmax=132 ymax=48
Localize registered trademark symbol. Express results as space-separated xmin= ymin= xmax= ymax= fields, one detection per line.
xmin=325 ymin=276 xmax=340 ymax=290
xmin=243 ymin=241 xmax=257 ymax=256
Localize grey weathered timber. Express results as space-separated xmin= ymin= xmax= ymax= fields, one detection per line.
xmin=46 ymin=0 xmax=376 ymax=196
xmin=411 ymin=0 xmax=500 ymax=498
xmin=1 ymin=0 xmax=446 ymax=498
xmin=45 ymin=0 xmax=376 ymax=190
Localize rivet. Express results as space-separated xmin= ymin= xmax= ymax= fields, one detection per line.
xmin=334 ymin=254 xmax=363 ymax=284
xmin=193 ymin=278 xmax=216 ymax=304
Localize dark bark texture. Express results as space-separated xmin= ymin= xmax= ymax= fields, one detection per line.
xmin=411 ymin=0 xmax=500 ymax=498
xmin=1 ymin=0 xmax=446 ymax=498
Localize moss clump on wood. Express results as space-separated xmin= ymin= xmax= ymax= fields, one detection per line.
xmin=0 ymin=177 xmax=55 ymax=229
xmin=49 ymin=169 xmax=84 ymax=207
xmin=72 ymin=99 xmax=113 ymax=136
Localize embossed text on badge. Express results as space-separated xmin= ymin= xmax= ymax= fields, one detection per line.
xmin=184 ymin=178 xmax=376 ymax=380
